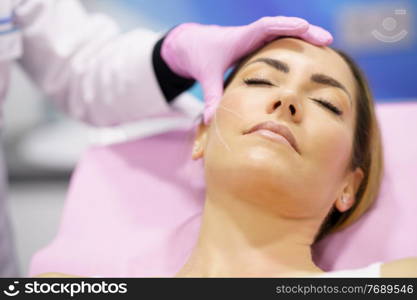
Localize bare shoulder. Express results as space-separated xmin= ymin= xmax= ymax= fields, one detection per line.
xmin=35 ymin=272 xmax=84 ymax=278
xmin=381 ymin=257 xmax=417 ymax=277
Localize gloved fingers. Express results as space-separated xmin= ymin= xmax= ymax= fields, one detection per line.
xmin=299 ymin=23 xmax=333 ymax=46
xmin=239 ymin=16 xmax=309 ymax=53
xmin=255 ymin=16 xmax=309 ymax=32
xmin=250 ymin=16 xmax=309 ymax=39
xmin=249 ymin=16 xmax=333 ymax=47
xmin=203 ymin=102 xmax=218 ymax=125
xmin=200 ymin=74 xmax=224 ymax=125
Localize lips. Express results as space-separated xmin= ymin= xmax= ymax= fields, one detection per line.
xmin=244 ymin=121 xmax=300 ymax=153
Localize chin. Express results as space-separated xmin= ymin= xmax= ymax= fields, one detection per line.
xmin=211 ymin=154 xmax=290 ymax=192
xmin=242 ymin=144 xmax=295 ymax=170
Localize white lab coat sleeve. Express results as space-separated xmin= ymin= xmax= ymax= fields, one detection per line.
xmin=14 ymin=0 xmax=172 ymax=126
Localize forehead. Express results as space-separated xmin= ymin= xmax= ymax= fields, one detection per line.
xmin=243 ymin=38 xmax=357 ymax=99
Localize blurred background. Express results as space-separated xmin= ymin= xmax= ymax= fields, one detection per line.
xmin=6 ymin=0 xmax=416 ymax=275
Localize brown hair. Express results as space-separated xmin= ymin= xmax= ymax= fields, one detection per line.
xmin=222 ymin=41 xmax=384 ymax=244
xmin=313 ymin=49 xmax=383 ymax=243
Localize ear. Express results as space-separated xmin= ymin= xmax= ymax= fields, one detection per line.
xmin=334 ymin=167 xmax=364 ymax=213
xmin=191 ymin=121 xmax=208 ymax=160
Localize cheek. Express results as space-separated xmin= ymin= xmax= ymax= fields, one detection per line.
xmin=205 ymin=88 xmax=265 ymax=141
xmin=203 ymin=89 xmax=270 ymax=172
xmin=305 ymin=119 xmax=353 ymax=176
xmin=202 ymin=92 xmax=245 ymax=164
xmin=220 ymin=88 xmax=265 ymax=113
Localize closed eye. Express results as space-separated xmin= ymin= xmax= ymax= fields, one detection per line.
xmin=310 ymin=98 xmax=343 ymax=116
xmin=243 ymin=78 xmax=275 ymax=86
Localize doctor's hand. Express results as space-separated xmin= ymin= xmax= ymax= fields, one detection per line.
xmin=161 ymin=16 xmax=333 ymax=124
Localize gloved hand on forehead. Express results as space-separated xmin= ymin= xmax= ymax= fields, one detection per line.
xmin=161 ymin=16 xmax=333 ymax=124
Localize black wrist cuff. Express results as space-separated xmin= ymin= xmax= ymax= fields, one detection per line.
xmin=152 ymin=35 xmax=196 ymax=103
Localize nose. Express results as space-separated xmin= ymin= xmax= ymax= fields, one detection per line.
xmin=267 ymin=89 xmax=302 ymax=123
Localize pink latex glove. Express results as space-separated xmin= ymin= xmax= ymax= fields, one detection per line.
xmin=161 ymin=16 xmax=333 ymax=124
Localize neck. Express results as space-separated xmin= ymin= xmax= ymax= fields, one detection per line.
xmin=175 ymin=191 xmax=325 ymax=277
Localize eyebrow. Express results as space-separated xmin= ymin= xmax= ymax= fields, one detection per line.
xmin=311 ymin=73 xmax=352 ymax=103
xmin=243 ymin=57 xmax=352 ymax=104
xmin=246 ymin=58 xmax=290 ymax=73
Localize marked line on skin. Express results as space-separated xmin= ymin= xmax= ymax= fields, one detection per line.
xmin=213 ymin=104 xmax=247 ymax=153
xmin=218 ymin=104 xmax=245 ymax=121
xmin=214 ymin=107 xmax=232 ymax=152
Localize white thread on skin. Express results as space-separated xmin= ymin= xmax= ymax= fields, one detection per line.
xmin=210 ymin=104 xmax=246 ymax=153
xmin=218 ymin=104 xmax=245 ymax=121
xmin=213 ymin=107 xmax=232 ymax=152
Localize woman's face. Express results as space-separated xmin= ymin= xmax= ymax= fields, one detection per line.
xmin=193 ymin=38 xmax=364 ymax=219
